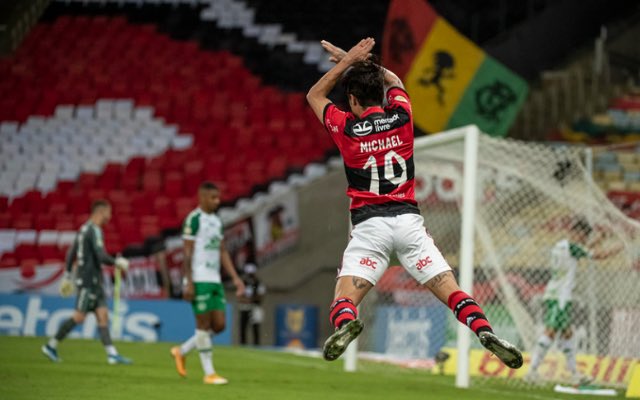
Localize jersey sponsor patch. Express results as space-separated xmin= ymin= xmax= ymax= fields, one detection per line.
xmin=353 ymin=121 xmax=373 ymax=136
xmin=343 ymin=109 xmax=410 ymax=138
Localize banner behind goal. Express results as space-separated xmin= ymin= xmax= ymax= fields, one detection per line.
xmin=349 ymin=125 xmax=640 ymax=389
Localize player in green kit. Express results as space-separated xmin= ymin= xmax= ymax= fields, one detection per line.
xmin=170 ymin=182 xmax=245 ymax=385
xmin=527 ymin=218 xmax=622 ymax=384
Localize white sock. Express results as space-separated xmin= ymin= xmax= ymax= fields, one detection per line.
xmin=559 ymin=337 xmax=577 ymax=374
xmin=179 ymin=334 xmax=198 ymax=355
xmin=195 ymin=329 xmax=215 ymax=376
xmin=530 ymin=334 xmax=553 ymax=372
xmin=105 ymin=345 xmax=118 ymax=356
xmin=48 ymin=338 xmax=59 ymax=349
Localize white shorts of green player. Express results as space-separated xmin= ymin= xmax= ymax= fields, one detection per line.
xmin=339 ymin=213 xmax=452 ymax=284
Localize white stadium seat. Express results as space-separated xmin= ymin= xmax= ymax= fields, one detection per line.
xmin=54 ymin=105 xmax=75 ymax=119
xmin=15 ymin=230 xmax=37 ymax=245
xmin=37 ymin=230 xmax=59 ymax=245
xmin=75 ymin=105 xmax=95 ymax=120
xmin=0 ymin=229 xmax=17 ymax=255
xmin=0 ymin=121 xmax=19 ymax=135
xmin=57 ymin=231 xmax=77 ymax=248
xmin=171 ymin=134 xmax=193 ymax=150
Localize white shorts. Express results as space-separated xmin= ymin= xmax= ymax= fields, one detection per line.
xmin=339 ymin=214 xmax=451 ymax=285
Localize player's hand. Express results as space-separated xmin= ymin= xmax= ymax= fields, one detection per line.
xmin=115 ymin=256 xmax=129 ymax=271
xmin=183 ymin=281 xmax=194 ymax=301
xmin=321 ymin=40 xmax=347 ymax=63
xmin=343 ymin=37 xmax=375 ymax=64
xmin=233 ymin=278 xmax=246 ymax=298
xmin=59 ymin=276 xmax=74 ymax=297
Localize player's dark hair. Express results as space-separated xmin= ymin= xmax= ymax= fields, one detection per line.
xmin=90 ymin=199 xmax=110 ymax=213
xmin=199 ymin=181 xmax=218 ymax=191
xmin=571 ymin=218 xmax=592 ymax=236
xmin=341 ymin=61 xmax=385 ymax=107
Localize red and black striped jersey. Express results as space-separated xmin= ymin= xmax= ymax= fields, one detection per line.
xmin=323 ymin=87 xmax=419 ymax=225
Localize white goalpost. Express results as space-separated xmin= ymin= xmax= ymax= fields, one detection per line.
xmin=343 ymin=125 xmax=640 ymax=391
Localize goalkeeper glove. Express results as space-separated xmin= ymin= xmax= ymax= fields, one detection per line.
xmin=115 ymin=256 xmax=129 ymax=271
xmin=59 ymin=274 xmax=74 ymax=297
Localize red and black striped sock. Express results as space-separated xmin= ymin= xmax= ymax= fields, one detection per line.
xmin=329 ymin=297 xmax=357 ymax=329
xmin=448 ymin=291 xmax=493 ymax=336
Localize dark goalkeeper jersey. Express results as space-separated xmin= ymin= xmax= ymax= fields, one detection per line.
xmin=65 ymin=221 xmax=116 ymax=289
xmin=323 ymin=87 xmax=419 ymax=225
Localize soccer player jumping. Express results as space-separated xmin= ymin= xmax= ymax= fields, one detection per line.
xmin=306 ymin=38 xmax=523 ymax=368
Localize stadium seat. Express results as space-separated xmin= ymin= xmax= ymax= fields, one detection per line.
xmin=20 ymin=259 xmax=37 ymax=279
xmin=0 ymin=213 xmax=11 ymax=228
xmin=15 ymin=243 xmax=38 ymax=263
xmin=39 ymin=245 xmax=64 ymax=264
xmin=0 ymin=252 xmax=18 ymax=269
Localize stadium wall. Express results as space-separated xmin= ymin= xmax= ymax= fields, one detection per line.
xmin=247 ymin=167 xmax=349 ymax=347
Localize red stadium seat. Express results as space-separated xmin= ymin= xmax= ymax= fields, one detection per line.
xmin=13 ymin=216 xmax=34 ymax=230
xmin=24 ymin=191 xmax=44 ymax=213
xmin=0 ymin=213 xmax=11 ymax=228
xmin=39 ymin=245 xmax=64 ymax=263
xmin=159 ymin=215 xmax=180 ymax=230
xmin=57 ymin=181 xmax=75 ymax=192
xmin=165 ymin=171 xmax=185 ymax=198
xmin=153 ymin=196 xmax=174 ymax=217
xmin=0 ymin=252 xmax=18 ymax=268
xmin=67 ymin=192 xmax=90 ymax=215
xmin=120 ymin=228 xmax=143 ymax=246
xmin=20 ymin=260 xmax=38 ymax=279
xmin=15 ymin=244 xmax=38 ymax=262
xmin=55 ymin=216 xmax=76 ymax=231
xmin=140 ymin=223 xmax=159 ymax=238
xmin=35 ymin=214 xmax=56 ymax=230
xmin=175 ymin=197 xmax=196 ymax=219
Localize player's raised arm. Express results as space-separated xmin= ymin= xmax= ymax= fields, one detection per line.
xmin=306 ymin=37 xmax=375 ymax=122
xmin=591 ymin=242 xmax=624 ymax=260
xmin=582 ymin=226 xmax=624 ymax=260
xmin=321 ymin=39 xmax=405 ymax=91
xmin=220 ymin=239 xmax=245 ymax=297
xmin=382 ymin=67 xmax=405 ymax=91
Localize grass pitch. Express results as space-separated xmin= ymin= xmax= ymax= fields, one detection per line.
xmin=0 ymin=336 xmax=623 ymax=399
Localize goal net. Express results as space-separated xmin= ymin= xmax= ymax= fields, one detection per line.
xmin=351 ymin=125 xmax=640 ymax=389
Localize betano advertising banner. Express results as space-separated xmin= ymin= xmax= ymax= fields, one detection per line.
xmin=382 ymin=0 xmax=528 ymax=137
xmin=0 ymin=293 xmax=232 ymax=344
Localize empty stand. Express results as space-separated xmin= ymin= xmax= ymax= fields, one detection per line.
xmin=0 ymin=15 xmax=335 ymax=264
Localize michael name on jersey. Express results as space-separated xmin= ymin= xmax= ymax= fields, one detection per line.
xmin=360 ymin=134 xmax=404 ymax=153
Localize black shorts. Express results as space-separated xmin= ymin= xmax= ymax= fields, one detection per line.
xmin=75 ymin=286 xmax=107 ymax=313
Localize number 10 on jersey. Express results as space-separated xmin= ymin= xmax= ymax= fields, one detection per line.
xmin=362 ymin=150 xmax=407 ymax=195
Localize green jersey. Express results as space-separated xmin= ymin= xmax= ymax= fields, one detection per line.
xmin=182 ymin=208 xmax=224 ymax=283
xmin=543 ymin=239 xmax=589 ymax=307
